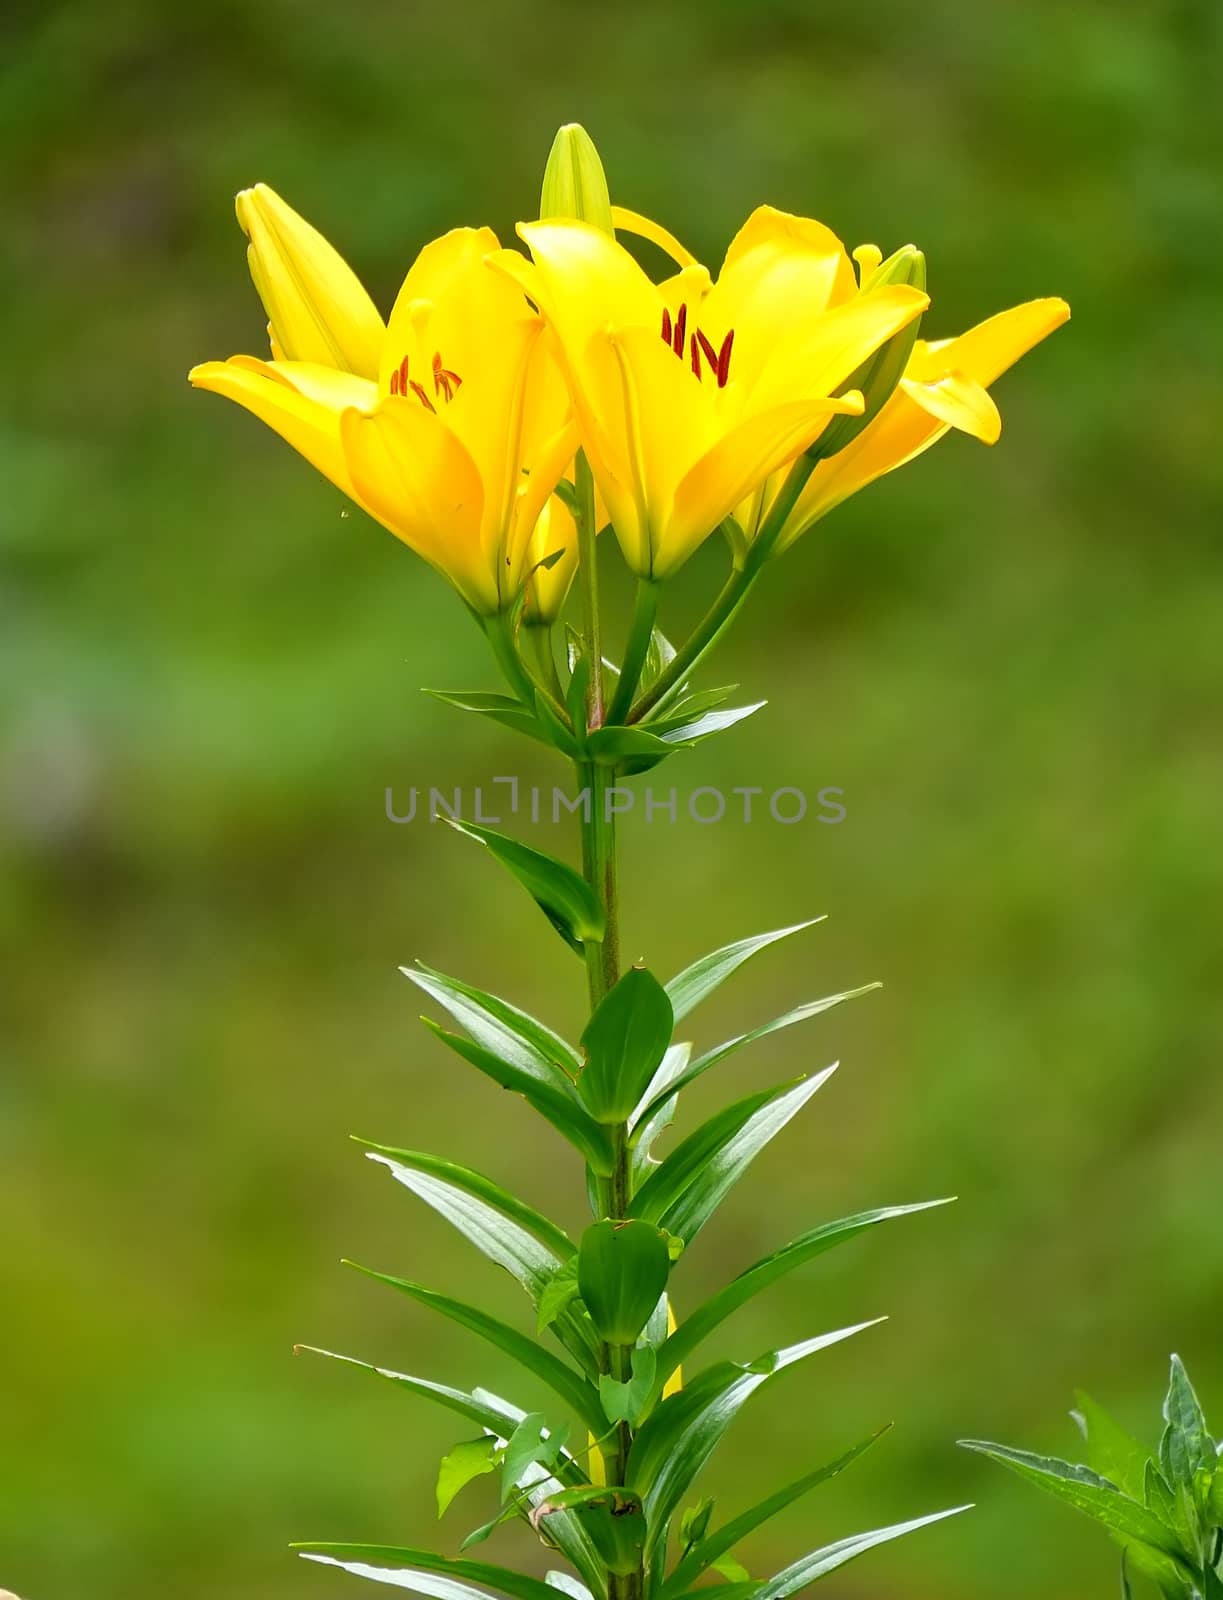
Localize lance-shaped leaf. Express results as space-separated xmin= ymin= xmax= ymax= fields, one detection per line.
xmin=958 ymin=1441 xmax=1189 ymax=1558
xmin=532 ymin=1487 xmax=647 ymax=1576
xmin=659 ymin=1426 xmax=892 ymax=1599
xmin=657 ymin=1199 xmax=951 ymax=1383
xmin=295 ymin=1346 xmax=531 ymax=1436
xmin=578 ymin=1220 xmax=671 ymax=1345
xmin=1072 ymin=1391 xmax=1152 ymax=1503
xmin=631 ymin=1043 xmax=692 ymax=1173
xmin=424 ymin=1021 xmax=614 ymax=1175
xmin=1161 ymin=1354 xmax=1216 ymax=1490
xmin=446 ymin=819 xmax=605 ymax=955
xmin=630 ymin=987 xmax=879 ymax=1137
xmin=749 ymin=1504 xmax=972 ymax=1599
xmin=358 ymin=1146 xmax=598 ymax=1376
xmin=295 ymin=1547 xmax=561 ymax=1600
xmin=626 ymin=1321 xmax=884 ymax=1566
xmin=577 ymin=967 xmax=674 ymax=1123
xmin=424 ymin=689 xmax=553 ymax=749
xmin=544 ymin=1574 xmax=591 ymax=1600
xmin=346 ymin=1263 xmax=608 ymax=1436
xmin=403 ymin=964 xmax=581 ymax=1083
xmin=631 ymin=1070 xmax=837 ymax=1245
xmin=654 ymin=702 xmax=767 ymax=745
xmin=437 ymin=1439 xmax=497 ymax=1517
xmin=664 ymin=919 xmax=824 ymax=1025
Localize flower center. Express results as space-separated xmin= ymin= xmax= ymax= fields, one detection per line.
xmin=660 ymin=304 xmax=734 ymax=388
xmin=389 ymin=351 xmax=463 ymax=411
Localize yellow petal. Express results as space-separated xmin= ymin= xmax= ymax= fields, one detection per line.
xmin=776 ymin=296 xmax=1070 ymax=550
xmin=900 ymin=371 xmax=1001 ymax=444
xmin=611 ymin=205 xmax=699 ymax=270
xmin=378 ymin=226 xmax=503 ymax=397
xmin=910 ymin=297 xmax=1071 ymax=388
xmin=749 ymin=284 xmax=929 ymax=411
xmin=604 ymin=324 xmax=717 ymax=576
xmin=235 ymin=185 xmax=385 ymax=379
xmin=340 ymin=401 xmax=493 ymax=612
xmin=524 ymin=491 xmax=579 ymax=623
xmin=189 ymin=357 xmax=357 ymax=496
xmin=666 ymin=392 xmax=863 ymax=576
xmin=229 ymin=356 xmax=379 ymax=414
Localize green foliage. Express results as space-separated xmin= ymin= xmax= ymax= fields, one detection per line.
xmin=446 ymin=820 xmax=606 ymax=956
xmin=963 ymin=1356 xmax=1223 ymax=1598
xmin=577 ymin=968 xmax=674 ymax=1124
xmin=577 ymin=1220 xmax=670 ymax=1345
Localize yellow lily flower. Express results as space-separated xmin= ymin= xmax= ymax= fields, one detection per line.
xmin=490 ymin=207 xmax=929 ymax=580
xmin=768 ymin=295 xmax=1071 ymax=554
xmin=191 ymin=200 xmax=577 ymax=615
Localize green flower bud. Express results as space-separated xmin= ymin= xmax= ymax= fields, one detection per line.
xmin=815 ymin=245 xmax=927 ymax=460
xmin=540 ymin=123 xmax=615 ymax=236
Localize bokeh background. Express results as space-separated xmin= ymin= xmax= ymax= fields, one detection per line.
xmin=3 ymin=1 xmax=1221 ymax=1597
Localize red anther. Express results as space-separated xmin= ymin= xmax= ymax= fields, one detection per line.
xmin=696 ymin=329 xmax=719 ymax=375
xmin=673 ymin=302 xmax=687 ymax=357
xmin=398 ymin=355 xmax=410 ymax=393
xmin=409 ymin=379 xmax=436 ymax=412
xmin=661 ymin=307 xmax=673 ymax=345
xmin=716 ymin=329 xmax=734 ymax=388
xmin=389 ymin=370 xmax=400 ymax=395
xmin=690 ymin=331 xmax=701 ymax=378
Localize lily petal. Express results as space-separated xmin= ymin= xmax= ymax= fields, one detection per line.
xmin=900 ymin=371 xmax=1001 ymax=444
xmin=611 ymin=205 xmax=699 ymax=270
xmin=235 ymin=185 xmax=385 ymax=378
xmin=189 ymin=358 xmax=358 ymax=496
xmin=750 ymin=284 xmax=930 ymax=410
xmin=340 ymin=400 xmax=492 ymax=612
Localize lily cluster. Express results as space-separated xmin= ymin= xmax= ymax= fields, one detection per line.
xmin=193 ymin=126 xmax=1071 ymax=1600
xmin=191 ymin=125 xmax=1066 ymax=750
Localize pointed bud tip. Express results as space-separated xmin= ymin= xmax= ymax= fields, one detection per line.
xmin=540 ymin=123 xmax=614 ymax=235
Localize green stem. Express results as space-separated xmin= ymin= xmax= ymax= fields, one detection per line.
xmin=627 ymin=454 xmax=819 ymax=724
xmin=483 ymin=612 xmax=569 ymax=727
xmin=574 ymin=452 xmax=605 ymax=732
xmin=522 ymin=621 xmax=565 ymax=703
xmin=605 ymin=579 xmax=659 ymax=726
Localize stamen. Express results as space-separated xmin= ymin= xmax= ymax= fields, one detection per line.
xmin=716 ymin=329 xmax=734 ymax=388
xmin=409 ymin=378 xmax=435 ymax=412
xmin=661 ymin=307 xmax=672 ymax=346
xmin=673 ymin=302 xmax=687 ymax=358
xmin=689 ymin=331 xmax=701 ymax=378
xmin=696 ymin=329 xmax=719 ymax=375
xmin=389 ymin=370 xmax=399 ymax=395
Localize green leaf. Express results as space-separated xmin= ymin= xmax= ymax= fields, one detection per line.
xmin=544 ymin=1574 xmax=591 ymax=1600
xmin=578 ymin=967 xmax=674 ymax=1123
xmin=294 ymin=1346 xmax=530 ymax=1436
xmin=627 ymin=1322 xmax=884 ymax=1567
xmin=1209 ymin=1466 xmax=1223 ymax=1523
xmin=1072 ymin=1391 xmax=1152 ymax=1502
xmin=711 ymin=1558 xmax=751 ymax=1582
xmin=639 ymin=626 xmax=677 ymax=693
xmin=346 ymin=1262 xmax=608 ymax=1436
xmin=665 ymin=920 xmax=825 ymax=1024
xmin=537 ymin=1259 xmax=581 ymax=1333
xmin=656 ymin=702 xmax=766 ymax=746
xmin=438 ymin=1438 xmax=497 ymax=1517
xmin=357 ymin=1145 xmax=598 ymax=1373
xmin=658 ymin=1200 xmax=950 ymax=1382
xmin=402 ymin=963 xmax=580 ymax=1084
xmin=501 ymin=1413 xmax=553 ymax=1501
xmin=578 ymin=1219 xmax=671 ymax=1344
xmin=750 ymin=1505 xmax=971 ymax=1599
xmin=295 ymin=1546 xmax=561 ymax=1600
xmin=532 ymin=1487 xmax=647 ymax=1576
xmin=660 ymin=1427 xmax=892 ymax=1599
xmin=599 ymin=1347 xmax=658 ymax=1425
xmin=643 ymin=684 xmax=736 ymax=729
xmin=586 ymin=725 xmax=687 ymax=763
xmin=630 ymin=986 xmax=880 ymax=1137
xmin=959 ymin=1441 xmax=1187 ymax=1557
xmin=1119 ymin=1548 xmax=1133 ymax=1600
xmin=1162 ymin=1354 xmax=1216 ymax=1488
xmin=631 ymin=1043 xmax=692 ymax=1172
xmin=424 ymin=1021 xmax=614 ymax=1175
xmin=423 ymin=689 xmax=552 ymax=749
xmin=458 ymin=1505 xmax=521 ymax=1554
xmin=446 ymin=820 xmax=605 ymax=955
xmin=631 ymin=1070 xmax=837 ymax=1245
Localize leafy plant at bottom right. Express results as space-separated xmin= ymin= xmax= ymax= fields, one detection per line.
xmin=962 ymin=1355 xmax=1223 ymax=1598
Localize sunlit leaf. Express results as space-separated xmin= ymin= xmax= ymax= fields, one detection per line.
xmin=664 ymin=920 xmax=825 ymax=1024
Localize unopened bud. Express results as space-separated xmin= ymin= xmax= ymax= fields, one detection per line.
xmin=540 ymin=123 xmax=615 ymax=235
xmin=816 ymin=245 xmax=927 ymax=458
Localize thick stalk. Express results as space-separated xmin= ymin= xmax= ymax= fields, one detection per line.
xmin=573 ymin=460 xmax=638 ymax=1600
xmin=605 ymin=579 xmax=659 ymax=726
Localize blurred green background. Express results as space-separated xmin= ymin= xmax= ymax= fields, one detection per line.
xmin=3 ymin=1 xmax=1221 ymax=1597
